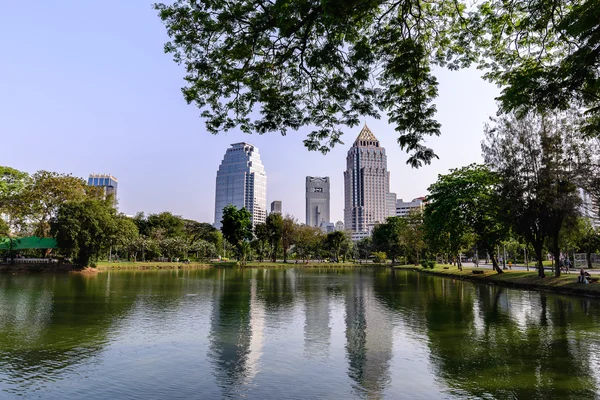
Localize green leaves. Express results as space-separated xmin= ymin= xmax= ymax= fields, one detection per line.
xmin=424 ymin=163 xmax=506 ymax=271
xmin=155 ymin=0 xmax=600 ymax=163
xmin=478 ymin=0 xmax=600 ymax=135
xmin=220 ymin=204 xmax=253 ymax=260
xmin=155 ymin=0 xmax=476 ymax=165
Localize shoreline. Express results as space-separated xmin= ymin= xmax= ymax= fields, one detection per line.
xmin=0 ymin=261 xmax=385 ymax=273
xmin=394 ymin=264 xmax=600 ymax=298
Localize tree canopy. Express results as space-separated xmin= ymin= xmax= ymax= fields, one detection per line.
xmin=155 ymin=0 xmax=599 ymax=167
xmin=220 ymin=205 xmax=253 ymax=260
xmin=424 ymin=164 xmax=506 ymax=273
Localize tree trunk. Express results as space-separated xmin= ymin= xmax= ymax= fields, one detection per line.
xmin=552 ymin=235 xmax=561 ymax=277
xmin=587 ymin=251 xmax=592 ymax=269
xmin=489 ymin=252 xmax=503 ymax=274
xmin=535 ymin=246 xmax=545 ymax=278
xmin=554 ymin=250 xmax=561 ymax=277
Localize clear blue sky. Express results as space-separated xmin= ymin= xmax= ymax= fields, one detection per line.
xmin=0 ymin=0 xmax=499 ymax=224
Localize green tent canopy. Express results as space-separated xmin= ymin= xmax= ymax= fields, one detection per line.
xmin=0 ymin=237 xmax=57 ymax=251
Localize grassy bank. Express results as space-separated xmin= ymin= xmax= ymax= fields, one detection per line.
xmin=95 ymin=261 xmax=212 ymax=270
xmin=94 ymin=260 xmax=382 ymax=270
xmin=394 ymin=264 xmax=600 ymax=297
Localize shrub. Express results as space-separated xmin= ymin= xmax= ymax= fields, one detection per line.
xmin=372 ymin=251 xmax=387 ymax=264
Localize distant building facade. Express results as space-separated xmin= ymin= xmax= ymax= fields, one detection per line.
xmin=306 ymin=176 xmax=331 ymax=227
xmin=579 ymin=188 xmax=599 ymax=227
xmin=319 ymin=221 xmax=335 ymax=233
xmin=214 ymin=143 xmax=267 ymax=229
xmin=396 ymin=197 xmax=425 ymax=217
xmin=270 ymin=200 xmax=282 ymax=214
xmin=386 ymin=193 xmax=397 ymax=219
xmin=335 ymin=221 xmax=344 ymax=231
xmin=88 ymin=174 xmax=118 ymax=204
xmin=344 ymin=125 xmax=390 ymax=240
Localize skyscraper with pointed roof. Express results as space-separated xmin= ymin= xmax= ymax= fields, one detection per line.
xmin=344 ymin=125 xmax=390 ymax=240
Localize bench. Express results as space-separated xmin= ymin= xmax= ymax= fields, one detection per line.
xmin=472 ymin=270 xmax=484 ymax=275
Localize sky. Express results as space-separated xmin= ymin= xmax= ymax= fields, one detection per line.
xmin=0 ymin=0 xmax=500 ymax=224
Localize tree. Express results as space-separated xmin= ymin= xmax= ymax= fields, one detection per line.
xmin=482 ymin=111 xmax=588 ymax=277
xmin=19 ymin=171 xmax=102 ymax=237
xmin=154 ymin=0 xmax=481 ymax=167
xmin=339 ymin=235 xmax=353 ymax=263
xmin=356 ymin=237 xmax=373 ymax=263
xmin=294 ymin=224 xmax=323 ymax=262
xmin=146 ymin=212 xmax=185 ymax=238
xmin=51 ymin=199 xmax=117 ymax=267
xmin=183 ymin=219 xmax=217 ymax=246
xmin=372 ymin=217 xmax=408 ymax=264
xmin=568 ymin=217 xmax=600 ymax=269
xmin=0 ymin=166 xmax=30 ymax=231
xmin=326 ymin=230 xmax=347 ymax=263
xmin=109 ymin=215 xmax=139 ymax=260
xmin=190 ymin=239 xmax=218 ymax=260
xmin=478 ymin=0 xmax=600 ymax=137
xmin=266 ymin=212 xmax=283 ymax=262
xmin=281 ymin=215 xmax=297 ymax=263
xmin=425 ymin=164 xmax=507 ymax=273
xmin=159 ymin=236 xmax=189 ymax=259
xmin=372 ymin=251 xmax=387 ymax=264
xmin=220 ymin=205 xmax=253 ymax=260
xmin=405 ymin=209 xmax=426 ymax=265
xmin=155 ymin=1 xmax=599 ymax=167
xmin=252 ymin=222 xmax=270 ymax=262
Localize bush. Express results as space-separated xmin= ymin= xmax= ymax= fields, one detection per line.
xmin=372 ymin=251 xmax=387 ymax=264
xmin=420 ymin=260 xmax=435 ymax=269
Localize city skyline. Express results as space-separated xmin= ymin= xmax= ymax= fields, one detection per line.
xmin=0 ymin=2 xmax=499 ymax=225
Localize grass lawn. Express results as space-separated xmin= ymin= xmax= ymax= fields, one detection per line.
xmin=94 ymin=260 xmax=376 ymax=270
xmin=394 ymin=263 xmax=600 ymax=296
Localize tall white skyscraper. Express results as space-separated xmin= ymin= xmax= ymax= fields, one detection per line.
xmin=344 ymin=125 xmax=390 ymax=239
xmin=306 ymin=176 xmax=331 ymax=227
xmin=214 ymin=142 xmax=267 ymax=229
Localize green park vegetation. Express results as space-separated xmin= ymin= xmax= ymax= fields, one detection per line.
xmin=394 ymin=263 xmax=600 ymax=297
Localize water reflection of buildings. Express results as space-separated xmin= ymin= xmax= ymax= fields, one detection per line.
xmin=345 ymin=275 xmax=393 ymax=398
xmin=208 ymin=270 xmax=265 ymax=395
xmin=303 ymin=279 xmax=331 ymax=358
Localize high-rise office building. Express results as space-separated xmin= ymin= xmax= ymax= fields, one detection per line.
xmin=306 ymin=176 xmax=331 ymax=227
xmin=344 ymin=125 xmax=390 ymax=239
xmin=88 ymin=173 xmax=118 ymax=204
xmin=214 ymin=143 xmax=267 ymax=229
xmin=270 ymin=200 xmax=282 ymax=214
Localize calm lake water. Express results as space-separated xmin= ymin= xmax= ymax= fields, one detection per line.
xmin=1 ymin=268 xmax=600 ymax=399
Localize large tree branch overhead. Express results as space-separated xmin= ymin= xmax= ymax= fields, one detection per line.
xmin=154 ymin=0 xmax=599 ymax=167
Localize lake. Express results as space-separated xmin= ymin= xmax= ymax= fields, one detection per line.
xmin=1 ymin=268 xmax=599 ymax=399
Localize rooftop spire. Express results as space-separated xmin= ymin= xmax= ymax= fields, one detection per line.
xmin=354 ymin=123 xmax=379 ymax=146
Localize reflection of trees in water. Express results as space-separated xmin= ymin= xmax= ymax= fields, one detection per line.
xmin=0 ymin=269 xmax=220 ymax=394
xmin=374 ymin=270 xmax=600 ymax=399
xmin=344 ymin=273 xmax=393 ymax=398
xmin=0 ymin=274 xmax=138 ymax=392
